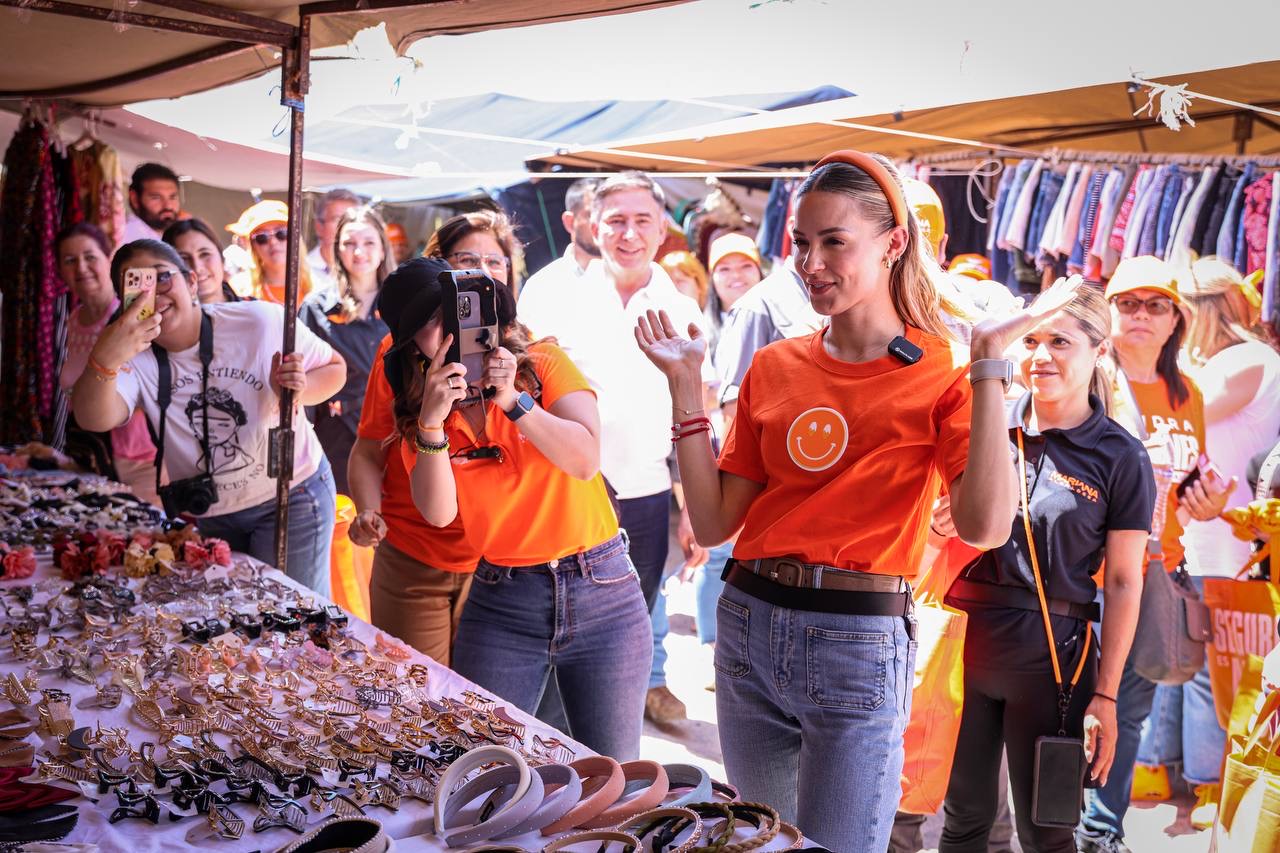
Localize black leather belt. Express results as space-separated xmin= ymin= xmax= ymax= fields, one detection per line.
xmin=723 ymin=560 xmax=913 ymax=617
xmin=948 ymin=576 xmax=1100 ymax=623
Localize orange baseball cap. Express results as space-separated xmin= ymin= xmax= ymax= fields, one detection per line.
xmin=947 ymin=253 xmax=991 ymax=281
xmin=227 ymin=200 xmax=289 ymax=237
xmin=708 ymin=233 xmax=761 ymax=272
xmin=1104 ymin=255 xmax=1182 ymax=304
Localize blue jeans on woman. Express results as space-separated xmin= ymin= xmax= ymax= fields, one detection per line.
xmin=451 ymin=533 xmax=653 ymax=761
xmin=695 ymin=542 xmax=734 ymax=644
xmin=195 ymin=458 xmax=336 ymax=597
xmin=714 ymin=580 xmax=917 ymax=851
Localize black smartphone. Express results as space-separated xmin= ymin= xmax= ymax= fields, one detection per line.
xmin=439 ymin=268 xmax=500 ymax=407
xmin=1031 ymin=736 xmax=1086 ymax=828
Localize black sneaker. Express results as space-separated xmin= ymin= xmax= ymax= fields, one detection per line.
xmin=1075 ymin=828 xmax=1132 ymax=853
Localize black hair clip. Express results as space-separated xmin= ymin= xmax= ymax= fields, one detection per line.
xmin=231 ymin=612 xmax=263 ymax=639
xmin=262 ymin=611 xmax=302 ymax=633
xmin=337 ymin=756 xmax=377 ymax=784
xmin=108 ymin=782 xmax=161 ymax=825
xmin=287 ymin=605 xmax=327 ymax=625
xmin=253 ymin=794 xmax=307 ymax=834
xmin=354 ymin=686 xmax=400 ymax=710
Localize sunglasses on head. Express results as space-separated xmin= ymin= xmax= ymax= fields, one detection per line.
xmin=1113 ymin=294 xmax=1175 ymax=316
xmin=251 ymin=227 xmax=289 ymax=246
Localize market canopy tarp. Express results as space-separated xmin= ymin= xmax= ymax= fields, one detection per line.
xmin=0 ymin=0 xmax=691 ymax=107
xmin=527 ymin=61 xmax=1280 ymax=170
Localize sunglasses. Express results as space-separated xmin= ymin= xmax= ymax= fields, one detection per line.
xmin=1113 ymin=294 xmax=1175 ymax=316
xmin=154 ymin=268 xmax=185 ymax=293
xmin=251 ymin=227 xmax=289 ymax=247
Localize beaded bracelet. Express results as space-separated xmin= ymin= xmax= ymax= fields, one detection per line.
xmin=413 ymin=432 xmax=449 ymax=455
xmin=87 ymin=355 xmax=118 ymax=381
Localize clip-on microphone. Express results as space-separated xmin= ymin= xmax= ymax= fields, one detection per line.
xmin=888 ymin=335 xmax=923 ymax=365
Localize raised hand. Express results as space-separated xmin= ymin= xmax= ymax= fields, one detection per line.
xmin=419 ymin=334 xmax=467 ymax=427
xmin=634 ymin=309 xmax=706 ymax=381
xmin=970 ymin=274 xmax=1085 ymax=360
xmin=90 ymin=301 xmax=162 ymax=372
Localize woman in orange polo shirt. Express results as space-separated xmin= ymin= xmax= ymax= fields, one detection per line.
xmin=635 ymin=151 xmax=1070 ymax=851
xmin=384 ymin=256 xmax=651 ymax=761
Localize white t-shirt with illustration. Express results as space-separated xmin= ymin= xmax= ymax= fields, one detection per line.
xmin=114 ymin=302 xmax=334 ymax=517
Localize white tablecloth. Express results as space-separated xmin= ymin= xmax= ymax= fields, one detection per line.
xmin=1 ymin=555 xmax=588 ymax=853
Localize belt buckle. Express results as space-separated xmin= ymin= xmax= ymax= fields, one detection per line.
xmin=768 ymin=558 xmax=806 ymax=588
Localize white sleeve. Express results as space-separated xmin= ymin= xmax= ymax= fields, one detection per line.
xmin=516 ymin=271 xmax=559 ymax=340
xmin=113 ymin=359 xmax=144 ymax=420
xmin=294 ymin=313 xmax=336 ymax=371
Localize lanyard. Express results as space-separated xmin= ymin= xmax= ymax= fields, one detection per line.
xmin=1017 ymin=427 xmax=1092 ymax=735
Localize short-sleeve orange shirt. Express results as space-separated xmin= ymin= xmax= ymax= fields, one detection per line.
xmin=399 ymin=342 xmax=618 ymax=566
xmin=1128 ymin=376 xmax=1205 ymax=570
xmin=719 ymin=325 xmax=972 ymax=576
xmin=357 ymin=335 xmax=480 ymax=572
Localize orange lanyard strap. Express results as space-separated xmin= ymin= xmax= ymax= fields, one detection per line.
xmin=1017 ymin=429 xmax=1092 ymax=732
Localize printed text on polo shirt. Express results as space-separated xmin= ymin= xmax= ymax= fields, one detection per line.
xmin=1049 ymin=470 xmax=1099 ymax=503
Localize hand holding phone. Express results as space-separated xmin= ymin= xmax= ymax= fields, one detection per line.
xmin=122 ymin=268 xmax=157 ymax=321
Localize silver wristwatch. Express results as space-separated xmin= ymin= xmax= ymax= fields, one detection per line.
xmin=969 ymin=358 xmax=1013 ymax=392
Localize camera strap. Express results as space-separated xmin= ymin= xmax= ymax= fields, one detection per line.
xmin=151 ymin=310 xmax=214 ymax=495
xmin=1017 ymin=428 xmax=1092 ymax=736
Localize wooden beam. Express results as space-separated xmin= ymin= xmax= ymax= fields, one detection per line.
xmin=144 ymin=0 xmax=295 ymax=36
xmin=0 ymin=42 xmax=254 ymax=100
xmin=0 ymin=0 xmax=291 ymax=46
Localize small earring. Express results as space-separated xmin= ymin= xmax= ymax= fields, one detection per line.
xmin=882 ymin=255 xmax=893 ymax=269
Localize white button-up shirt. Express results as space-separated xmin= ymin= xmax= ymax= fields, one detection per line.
xmin=519 ymin=261 xmax=710 ymax=500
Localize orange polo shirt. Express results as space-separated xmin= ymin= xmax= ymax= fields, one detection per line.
xmin=399 ymin=343 xmax=618 ymax=566
xmin=719 ymin=325 xmax=973 ymax=576
xmin=357 ymin=336 xmax=480 ymax=572
xmin=1128 ymin=376 xmax=1205 ymax=570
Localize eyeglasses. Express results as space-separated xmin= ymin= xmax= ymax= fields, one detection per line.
xmin=447 ymin=251 xmax=510 ymax=273
xmin=251 ymin=227 xmax=289 ymax=247
xmin=155 ymin=269 xmax=185 ymax=293
xmin=1113 ymin=294 xmax=1175 ymax=316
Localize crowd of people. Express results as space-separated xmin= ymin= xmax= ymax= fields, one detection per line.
xmin=44 ymin=155 xmax=1280 ymax=852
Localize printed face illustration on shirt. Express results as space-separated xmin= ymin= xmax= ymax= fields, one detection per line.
xmin=186 ymin=387 xmax=254 ymax=475
xmin=786 ymin=407 xmax=849 ymax=472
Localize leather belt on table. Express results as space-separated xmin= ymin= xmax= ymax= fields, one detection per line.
xmin=948 ymin=576 xmax=1100 ymax=623
xmin=723 ymin=558 xmax=913 ymax=617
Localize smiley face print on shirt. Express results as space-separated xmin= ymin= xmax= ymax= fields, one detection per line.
xmin=786 ymin=407 xmax=849 ymax=472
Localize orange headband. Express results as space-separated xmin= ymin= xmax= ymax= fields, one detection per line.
xmin=814 ymin=150 xmax=908 ymax=229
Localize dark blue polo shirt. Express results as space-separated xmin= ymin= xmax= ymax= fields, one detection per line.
xmin=949 ymin=393 xmax=1155 ymax=671
xmin=299 ymin=290 xmax=389 ymax=439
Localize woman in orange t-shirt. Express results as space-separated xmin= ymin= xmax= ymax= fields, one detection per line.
xmin=635 ymin=151 xmax=1066 ymax=851
xmin=346 ymin=212 xmax=519 ymax=666
xmin=383 ymin=257 xmax=651 ymax=762
xmin=1079 ymin=256 xmax=1232 ymax=848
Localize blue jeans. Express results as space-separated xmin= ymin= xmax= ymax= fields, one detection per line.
xmin=196 ymin=458 xmax=335 ymax=598
xmin=695 ymin=543 xmax=734 ymax=645
xmin=1080 ymin=645 xmax=1157 ymax=840
xmin=451 ymin=533 xmax=652 ymax=761
xmin=1135 ymin=579 xmax=1226 ymax=786
xmin=650 ymin=591 xmax=669 ymax=690
xmin=714 ymin=580 xmax=916 ymax=851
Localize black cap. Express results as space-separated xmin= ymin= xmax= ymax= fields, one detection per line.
xmin=377 ymin=256 xmax=452 ymax=356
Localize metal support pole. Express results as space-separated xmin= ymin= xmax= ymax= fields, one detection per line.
xmin=271 ymin=17 xmax=310 ymax=573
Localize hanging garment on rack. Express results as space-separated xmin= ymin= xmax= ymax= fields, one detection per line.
xmin=1216 ymin=162 xmax=1256 ymax=261
xmin=1089 ymin=167 xmax=1130 ymax=279
xmin=1197 ymin=165 xmax=1240 ymax=257
xmin=757 ymin=178 xmax=794 ymax=260
xmin=70 ymin=141 xmax=127 ymax=250
xmin=1004 ymin=159 xmax=1044 ymax=253
xmin=1162 ymin=174 xmax=1194 ymax=259
xmin=1069 ymin=170 xmax=1107 ymax=271
xmin=1263 ymin=171 xmax=1279 ymax=325
xmin=987 ymin=167 xmax=1016 ymax=255
xmin=1056 ymin=165 xmax=1093 ymax=257
xmin=1168 ymin=166 xmax=1219 ymax=267
xmin=996 ymin=160 xmax=1035 ymax=251
xmin=1026 ymin=170 xmax=1064 ymax=268
xmin=1109 ymin=165 xmax=1151 ymax=266
xmin=1147 ymin=165 xmax=1183 ymax=257
xmin=1039 ymin=163 xmax=1080 ymax=259
xmin=1128 ymin=164 xmax=1169 ymax=258
xmin=1241 ymin=175 xmax=1273 ymax=276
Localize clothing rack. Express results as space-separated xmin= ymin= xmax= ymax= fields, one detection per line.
xmin=908 ymin=146 xmax=1280 ymax=169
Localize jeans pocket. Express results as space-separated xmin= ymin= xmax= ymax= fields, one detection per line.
xmin=472 ymin=562 xmax=506 ymax=586
xmin=713 ymin=597 xmax=751 ymax=679
xmin=806 ymin=627 xmax=888 ymax=710
xmin=586 ymin=552 xmax=639 ymax=587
